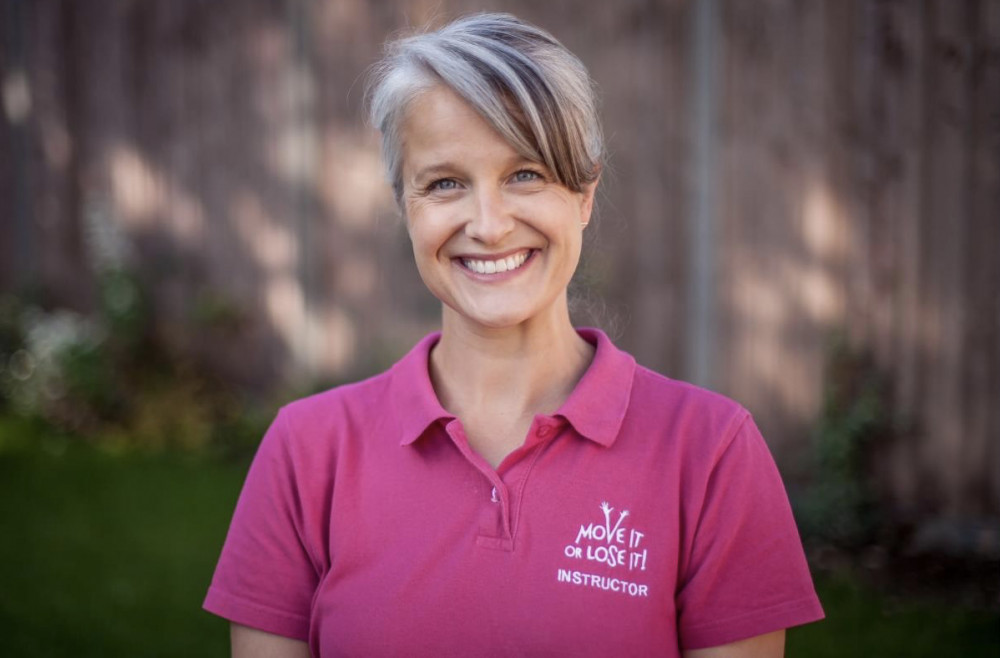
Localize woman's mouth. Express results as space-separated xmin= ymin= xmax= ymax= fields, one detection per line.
xmin=460 ymin=249 xmax=533 ymax=275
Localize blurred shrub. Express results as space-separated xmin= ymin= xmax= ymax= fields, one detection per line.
xmin=0 ymin=274 xmax=269 ymax=457
xmin=0 ymin=204 xmax=273 ymax=456
xmin=1 ymin=302 xmax=110 ymax=425
xmin=796 ymin=335 xmax=889 ymax=549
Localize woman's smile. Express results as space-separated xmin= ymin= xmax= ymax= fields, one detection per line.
xmin=458 ymin=249 xmax=534 ymax=277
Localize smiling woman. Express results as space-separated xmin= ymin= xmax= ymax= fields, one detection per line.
xmin=203 ymin=12 xmax=824 ymax=657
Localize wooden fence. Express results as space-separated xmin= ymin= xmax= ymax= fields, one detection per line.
xmin=1 ymin=0 xmax=997 ymax=521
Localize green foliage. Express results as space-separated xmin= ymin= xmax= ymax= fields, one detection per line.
xmin=190 ymin=290 xmax=248 ymax=337
xmin=797 ymin=335 xmax=887 ymax=548
xmin=102 ymin=373 xmax=216 ymax=453
xmin=59 ymin=336 xmax=121 ymax=419
xmin=0 ymin=295 xmax=27 ymax=413
xmin=1 ymin=303 xmax=108 ymax=426
xmin=97 ymin=269 xmax=146 ymax=349
xmin=0 ymin=268 xmax=271 ymax=456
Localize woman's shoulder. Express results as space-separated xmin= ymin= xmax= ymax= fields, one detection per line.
xmin=584 ymin=327 xmax=746 ymax=420
xmin=628 ymin=364 xmax=754 ymax=456
xmin=579 ymin=329 xmax=752 ymax=454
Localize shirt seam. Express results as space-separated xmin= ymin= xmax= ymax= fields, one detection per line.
xmin=708 ymin=409 xmax=753 ymax=471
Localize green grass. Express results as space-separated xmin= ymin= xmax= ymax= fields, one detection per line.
xmin=789 ymin=571 xmax=998 ymax=657
xmin=0 ymin=416 xmax=246 ymax=656
xmin=0 ymin=415 xmax=997 ymax=656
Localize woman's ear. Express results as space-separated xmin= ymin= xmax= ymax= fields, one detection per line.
xmin=579 ymin=171 xmax=601 ymax=225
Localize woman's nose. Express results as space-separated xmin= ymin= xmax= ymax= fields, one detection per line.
xmin=465 ymin=188 xmax=515 ymax=244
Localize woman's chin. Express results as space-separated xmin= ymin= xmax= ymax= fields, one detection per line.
xmin=443 ymin=302 xmax=540 ymax=332
xmin=456 ymin=312 xmax=530 ymax=331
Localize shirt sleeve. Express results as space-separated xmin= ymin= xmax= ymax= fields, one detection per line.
xmin=203 ymin=409 xmax=320 ymax=641
xmin=676 ymin=414 xmax=824 ymax=650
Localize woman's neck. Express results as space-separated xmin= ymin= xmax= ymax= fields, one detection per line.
xmin=429 ymin=306 xmax=595 ymax=421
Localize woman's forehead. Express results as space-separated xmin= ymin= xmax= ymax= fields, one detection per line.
xmin=400 ymin=87 xmax=522 ymax=174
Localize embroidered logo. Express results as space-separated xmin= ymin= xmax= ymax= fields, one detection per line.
xmin=557 ymin=502 xmax=650 ymax=597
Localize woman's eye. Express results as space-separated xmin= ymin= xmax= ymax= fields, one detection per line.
xmin=428 ymin=178 xmax=458 ymax=192
xmin=513 ymin=170 xmax=542 ymax=183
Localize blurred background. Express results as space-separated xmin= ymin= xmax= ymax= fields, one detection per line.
xmin=1 ymin=0 xmax=997 ymax=655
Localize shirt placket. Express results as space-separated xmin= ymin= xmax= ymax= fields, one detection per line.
xmin=443 ymin=416 xmax=563 ymax=552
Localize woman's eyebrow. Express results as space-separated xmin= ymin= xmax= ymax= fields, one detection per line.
xmin=412 ymin=162 xmax=460 ymax=184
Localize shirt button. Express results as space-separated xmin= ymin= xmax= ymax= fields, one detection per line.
xmin=490 ymin=487 xmax=499 ymax=503
xmin=536 ymin=425 xmax=555 ymax=439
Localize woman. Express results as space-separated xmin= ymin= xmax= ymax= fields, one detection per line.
xmin=204 ymin=13 xmax=824 ymax=657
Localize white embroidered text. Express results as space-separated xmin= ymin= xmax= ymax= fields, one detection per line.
xmin=563 ymin=501 xmax=649 ymax=572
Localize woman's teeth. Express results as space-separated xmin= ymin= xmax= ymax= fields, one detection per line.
xmin=462 ymin=251 xmax=529 ymax=275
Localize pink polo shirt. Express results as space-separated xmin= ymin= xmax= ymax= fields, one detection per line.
xmin=204 ymin=329 xmax=823 ymax=656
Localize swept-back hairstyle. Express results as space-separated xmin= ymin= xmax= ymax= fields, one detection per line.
xmin=367 ymin=12 xmax=604 ymax=202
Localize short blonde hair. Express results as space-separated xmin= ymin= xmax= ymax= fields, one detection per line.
xmin=367 ymin=12 xmax=604 ymax=201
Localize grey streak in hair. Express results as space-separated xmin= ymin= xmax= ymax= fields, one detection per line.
xmin=367 ymin=13 xmax=604 ymax=202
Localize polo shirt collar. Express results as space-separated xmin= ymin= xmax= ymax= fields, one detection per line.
xmin=390 ymin=333 xmax=454 ymax=447
xmin=390 ymin=328 xmax=636 ymax=448
xmin=555 ymin=328 xmax=635 ymax=447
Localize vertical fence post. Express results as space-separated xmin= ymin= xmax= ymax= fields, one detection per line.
xmin=687 ymin=0 xmax=719 ymax=388
xmin=287 ymin=0 xmax=323 ymax=380
xmin=2 ymin=0 xmax=35 ymax=293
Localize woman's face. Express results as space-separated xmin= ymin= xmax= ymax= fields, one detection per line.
xmin=399 ymin=85 xmax=596 ymax=332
